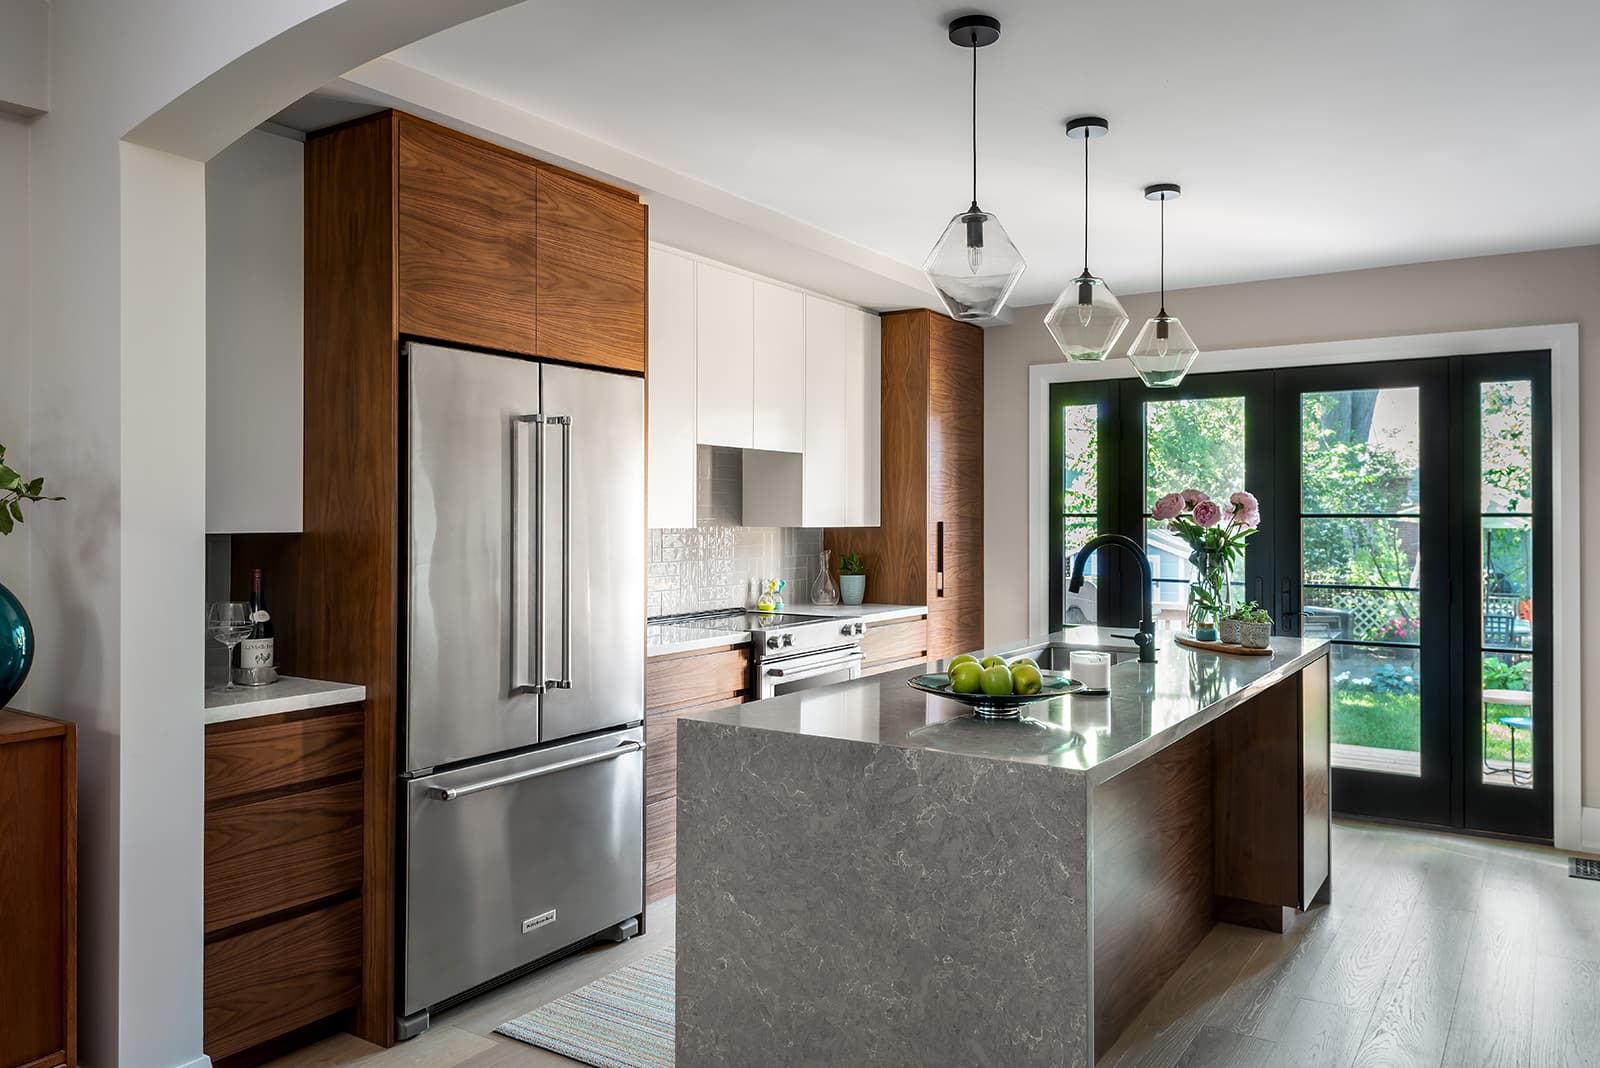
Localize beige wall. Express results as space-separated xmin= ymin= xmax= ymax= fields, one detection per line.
xmin=982 ymin=244 xmax=1599 ymax=804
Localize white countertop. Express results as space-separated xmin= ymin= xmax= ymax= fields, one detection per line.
xmin=648 ymin=603 xmax=929 ymax=657
xmin=204 ymin=675 xmax=367 ymax=726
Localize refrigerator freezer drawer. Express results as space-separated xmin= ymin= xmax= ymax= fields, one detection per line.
xmin=402 ymin=728 xmax=645 ymax=1015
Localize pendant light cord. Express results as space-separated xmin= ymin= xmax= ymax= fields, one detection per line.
xmin=1082 ymin=134 xmax=1090 ymax=271
xmin=970 ymin=42 xmax=978 ymax=207
xmin=1159 ymin=193 xmax=1166 ymax=312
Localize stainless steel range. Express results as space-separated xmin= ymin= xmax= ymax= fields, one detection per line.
xmin=651 ymin=609 xmax=866 ymax=699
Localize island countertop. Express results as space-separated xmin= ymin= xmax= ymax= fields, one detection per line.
xmin=684 ymin=627 xmax=1329 ymax=783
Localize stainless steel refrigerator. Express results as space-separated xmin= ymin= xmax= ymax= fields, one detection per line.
xmin=398 ymin=341 xmax=646 ymax=1037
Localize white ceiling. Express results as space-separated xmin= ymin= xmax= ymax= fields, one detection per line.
xmin=388 ymin=0 xmax=1600 ymax=307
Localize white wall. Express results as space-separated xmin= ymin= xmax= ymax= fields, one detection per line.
xmin=0 ymin=115 xmax=29 ymax=625
xmin=206 ymin=128 xmax=303 ymax=533
xmin=0 ymin=0 xmax=48 ymax=115
xmin=983 ymin=244 xmax=1600 ymax=806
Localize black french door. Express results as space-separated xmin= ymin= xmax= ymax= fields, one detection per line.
xmin=1048 ymin=352 xmax=1553 ymax=839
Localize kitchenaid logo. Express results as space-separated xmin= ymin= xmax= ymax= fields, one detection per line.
xmin=522 ymin=909 xmax=557 ymax=934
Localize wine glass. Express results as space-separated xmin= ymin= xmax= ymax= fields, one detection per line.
xmin=207 ymin=601 xmax=254 ymax=692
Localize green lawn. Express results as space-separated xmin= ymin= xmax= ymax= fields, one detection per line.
xmin=1332 ymin=687 xmax=1525 ymax=763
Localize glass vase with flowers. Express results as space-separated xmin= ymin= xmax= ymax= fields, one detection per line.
xmin=1152 ymin=487 xmax=1260 ymax=640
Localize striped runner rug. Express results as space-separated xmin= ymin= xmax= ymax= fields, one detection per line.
xmin=496 ymin=946 xmax=674 ymax=1068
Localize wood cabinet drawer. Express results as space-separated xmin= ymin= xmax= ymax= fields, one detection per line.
xmin=397 ymin=115 xmax=539 ymax=356
xmin=535 ymin=165 xmax=646 ymax=373
xmin=204 ymin=780 xmax=363 ymax=936
xmin=861 ymin=617 xmax=929 ymax=668
xmin=645 ymin=796 xmax=676 ymax=905
xmin=204 ymin=898 xmax=362 ymax=1061
xmin=645 ymin=647 xmax=751 ymax=712
xmin=205 ymin=708 xmax=363 ymax=804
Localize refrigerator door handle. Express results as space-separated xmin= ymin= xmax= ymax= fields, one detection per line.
xmin=547 ymin=414 xmax=573 ymax=691
xmin=511 ymin=414 xmax=546 ymax=695
xmin=425 ymin=740 xmax=645 ymax=801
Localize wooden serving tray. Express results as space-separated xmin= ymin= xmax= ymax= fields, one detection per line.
xmin=1176 ymin=633 xmax=1274 ymax=656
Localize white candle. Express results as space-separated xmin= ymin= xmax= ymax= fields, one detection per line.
xmin=1070 ymin=650 xmax=1111 ymax=692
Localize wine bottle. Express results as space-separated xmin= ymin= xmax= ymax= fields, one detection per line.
xmin=240 ymin=568 xmax=275 ymax=673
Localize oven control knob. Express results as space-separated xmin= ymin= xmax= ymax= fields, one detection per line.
xmin=855 ymin=622 xmax=867 ymax=636
xmin=841 ymin=624 xmax=853 ymax=636
xmin=766 ymin=636 xmax=781 ymax=650
xmin=782 ymin=633 xmax=794 ymax=647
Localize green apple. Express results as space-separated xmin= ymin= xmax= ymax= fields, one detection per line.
xmin=948 ymin=661 xmax=984 ymax=694
xmin=949 ymin=653 xmax=980 ymax=670
xmin=1011 ymin=663 xmax=1043 ymax=696
xmin=1009 ymin=656 xmax=1039 ymax=672
xmin=980 ymin=664 xmax=1014 ymax=697
xmin=980 ymin=654 xmax=1007 ymax=670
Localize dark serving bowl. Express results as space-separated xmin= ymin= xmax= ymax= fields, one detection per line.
xmin=908 ymin=670 xmax=1084 ymax=719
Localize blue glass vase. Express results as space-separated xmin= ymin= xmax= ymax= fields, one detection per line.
xmin=0 ymin=580 xmax=34 ymax=709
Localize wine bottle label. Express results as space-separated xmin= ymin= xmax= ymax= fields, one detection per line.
xmin=252 ymin=609 xmax=271 ymax=623
xmin=240 ymin=637 xmax=275 ymax=669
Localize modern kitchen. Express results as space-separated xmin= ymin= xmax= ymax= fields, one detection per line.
xmin=1 ymin=3 xmax=1598 ymax=1068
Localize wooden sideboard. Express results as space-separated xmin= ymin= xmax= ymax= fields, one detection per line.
xmin=0 ymin=709 xmax=76 ymax=1068
xmin=203 ymin=707 xmax=365 ymax=1061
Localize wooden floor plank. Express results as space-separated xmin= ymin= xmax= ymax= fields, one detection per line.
xmin=1177 ymin=1025 xmax=1275 ymax=1067
xmin=1528 ymin=955 xmax=1600 ymax=1068
xmin=1204 ymin=914 xmax=1345 ymax=1042
xmin=1348 ymin=905 xmax=1475 ymax=1067
xmin=1439 ymin=886 xmax=1539 ymax=1068
xmin=1267 ymin=998 xmax=1367 ymax=1068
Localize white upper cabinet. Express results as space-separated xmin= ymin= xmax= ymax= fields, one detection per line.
xmin=800 ymin=296 xmax=848 ymax=527
xmin=694 ymin=262 xmax=754 ymax=449
xmin=647 ymin=247 xmax=697 ymax=529
xmin=845 ymin=307 xmax=882 ymax=527
xmin=751 ymin=280 xmax=804 ymax=453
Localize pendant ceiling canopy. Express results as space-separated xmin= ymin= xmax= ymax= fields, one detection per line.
xmin=921 ymin=14 xmax=1026 ymax=322
xmin=1044 ymin=117 xmax=1128 ymax=361
xmin=1126 ymin=183 xmax=1201 ymax=388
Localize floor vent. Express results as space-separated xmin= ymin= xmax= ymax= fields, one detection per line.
xmin=1571 ymin=857 xmax=1600 ymax=882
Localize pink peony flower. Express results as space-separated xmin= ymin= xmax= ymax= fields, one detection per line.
xmin=1229 ymin=491 xmax=1259 ymax=514
xmin=1152 ymin=492 xmax=1185 ymax=521
xmin=1181 ymin=488 xmax=1209 ymax=507
xmin=1193 ymin=499 xmax=1223 ymax=527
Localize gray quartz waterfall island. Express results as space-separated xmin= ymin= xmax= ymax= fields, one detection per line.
xmin=675 ymin=628 xmax=1331 ymax=1067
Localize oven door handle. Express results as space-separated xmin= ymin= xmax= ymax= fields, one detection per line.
xmin=765 ymin=651 xmax=865 ymax=678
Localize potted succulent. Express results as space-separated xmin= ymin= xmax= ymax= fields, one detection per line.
xmin=1239 ymin=604 xmax=1273 ymax=649
xmin=1218 ymin=604 xmax=1248 ymax=645
xmin=838 ymin=552 xmax=867 ymax=606
xmin=0 ymin=443 xmax=64 ymax=707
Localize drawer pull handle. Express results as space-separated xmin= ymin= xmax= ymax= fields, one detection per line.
xmin=427 ymin=741 xmax=644 ymax=801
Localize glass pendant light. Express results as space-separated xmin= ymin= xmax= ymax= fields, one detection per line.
xmin=1126 ymin=183 xmax=1200 ymax=388
xmin=922 ymin=15 xmax=1025 ymax=321
xmin=1044 ymin=117 xmax=1128 ymax=361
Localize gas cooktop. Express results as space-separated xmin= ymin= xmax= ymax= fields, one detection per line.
xmin=649 ymin=609 xmax=832 ymax=633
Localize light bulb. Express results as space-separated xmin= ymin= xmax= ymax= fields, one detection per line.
xmin=1077 ymin=301 xmax=1093 ymax=327
xmin=967 ymin=243 xmax=983 ymax=274
xmin=1155 ymin=336 xmax=1169 ymax=357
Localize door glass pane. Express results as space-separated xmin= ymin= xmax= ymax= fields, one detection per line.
xmin=1301 ymin=388 xmax=1421 ymax=514
xmin=1329 ymin=642 xmax=1421 ymax=776
xmin=1480 ymin=652 xmax=1534 ymax=788
xmin=1144 ymin=396 xmax=1246 ymax=510
xmin=1481 ymin=381 xmax=1534 ymax=513
xmin=1059 ymin=402 xmax=1100 ymax=625
xmin=1479 ymin=379 xmax=1536 ymax=792
xmin=1303 ymin=387 xmax=1423 ymax=776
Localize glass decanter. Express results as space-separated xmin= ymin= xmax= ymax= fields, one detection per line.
xmin=810 ymin=549 xmax=841 ymax=605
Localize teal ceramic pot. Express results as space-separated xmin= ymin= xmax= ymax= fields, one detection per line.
xmin=840 ymin=574 xmax=866 ymax=606
xmin=0 ymin=580 xmax=33 ymax=708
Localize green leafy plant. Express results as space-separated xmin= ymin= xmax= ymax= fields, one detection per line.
xmin=1482 ymin=656 xmax=1531 ymax=691
xmin=839 ymin=552 xmax=866 ymax=576
xmin=0 ymin=444 xmax=63 ymax=536
xmin=1224 ymin=601 xmax=1272 ymax=624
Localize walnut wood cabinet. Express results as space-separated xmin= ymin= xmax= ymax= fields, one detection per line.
xmin=642 ymin=645 xmax=753 ymax=903
xmin=859 ymin=615 xmax=929 ymax=677
xmin=203 ymin=707 xmax=366 ymax=1062
xmin=0 ymin=709 xmax=76 ymax=1068
xmin=826 ymin=309 xmax=983 ymax=659
xmin=297 ymin=110 xmax=649 ymax=1046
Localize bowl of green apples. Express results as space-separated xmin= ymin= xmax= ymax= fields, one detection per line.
xmin=908 ymin=653 xmax=1083 ymax=720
